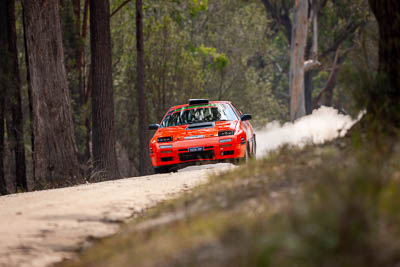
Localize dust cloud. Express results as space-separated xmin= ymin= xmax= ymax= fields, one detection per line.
xmin=256 ymin=106 xmax=361 ymax=158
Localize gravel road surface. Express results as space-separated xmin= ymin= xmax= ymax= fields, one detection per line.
xmin=0 ymin=164 xmax=232 ymax=267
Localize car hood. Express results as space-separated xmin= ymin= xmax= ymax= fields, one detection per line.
xmin=154 ymin=121 xmax=238 ymax=141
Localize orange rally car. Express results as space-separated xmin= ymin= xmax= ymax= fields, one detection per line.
xmin=148 ymin=99 xmax=256 ymax=173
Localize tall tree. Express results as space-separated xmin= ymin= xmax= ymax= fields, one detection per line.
xmin=23 ymin=0 xmax=81 ymax=188
xmin=6 ymin=0 xmax=27 ymax=191
xmin=136 ymin=0 xmax=151 ymax=175
xmin=1 ymin=0 xmax=27 ymax=193
xmin=0 ymin=0 xmax=9 ymax=195
xmin=22 ymin=4 xmax=35 ymax=186
xmin=0 ymin=117 xmax=5 ymax=194
xmin=368 ymin=0 xmax=400 ymax=125
xmin=90 ymin=0 xmax=121 ymax=180
xmin=289 ymin=0 xmax=309 ymax=121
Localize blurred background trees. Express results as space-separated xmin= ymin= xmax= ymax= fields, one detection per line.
xmin=0 ymin=0 xmax=381 ymax=193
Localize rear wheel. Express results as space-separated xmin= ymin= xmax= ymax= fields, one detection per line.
xmin=251 ymin=135 xmax=256 ymax=158
xmin=244 ymin=144 xmax=250 ymax=162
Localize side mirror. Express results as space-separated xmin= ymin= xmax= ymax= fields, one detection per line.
xmin=148 ymin=124 xmax=159 ymax=130
xmin=240 ymin=114 xmax=252 ymax=121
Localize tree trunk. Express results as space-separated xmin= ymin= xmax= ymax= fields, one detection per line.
xmin=1 ymin=0 xmax=27 ymax=193
xmin=304 ymin=37 xmax=313 ymax=115
xmin=0 ymin=0 xmax=9 ymax=195
xmin=289 ymin=0 xmax=309 ymax=122
xmin=22 ymin=5 xmax=35 ymax=185
xmin=305 ymin=0 xmax=318 ymax=115
xmin=79 ymin=0 xmax=90 ymax=163
xmin=0 ymin=104 xmax=5 ymax=195
xmin=136 ymin=0 xmax=151 ymax=175
xmin=368 ymin=0 xmax=400 ymax=125
xmin=78 ymin=0 xmax=89 ymax=108
xmin=90 ymin=0 xmax=121 ymax=180
xmin=310 ymin=0 xmax=318 ymax=60
xmin=304 ymin=70 xmax=314 ymax=114
xmin=23 ymin=0 xmax=81 ymax=189
xmin=5 ymin=0 xmax=27 ymax=191
xmin=0 ymin=22 xmax=5 ymax=193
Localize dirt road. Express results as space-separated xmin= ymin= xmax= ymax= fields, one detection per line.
xmin=0 ymin=164 xmax=232 ymax=267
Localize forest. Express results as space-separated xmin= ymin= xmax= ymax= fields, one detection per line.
xmin=0 ymin=0 xmax=399 ymax=195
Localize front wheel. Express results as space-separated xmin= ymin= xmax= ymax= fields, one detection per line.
xmin=153 ymin=166 xmax=172 ymax=174
xmin=233 ymin=143 xmax=250 ymax=165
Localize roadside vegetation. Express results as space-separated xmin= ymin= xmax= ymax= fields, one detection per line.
xmin=59 ymin=123 xmax=400 ymax=267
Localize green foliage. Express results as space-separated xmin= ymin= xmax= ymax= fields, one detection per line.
xmin=196 ymin=45 xmax=229 ymax=71
xmin=189 ymin=0 xmax=208 ymax=17
xmin=338 ymin=21 xmax=379 ymax=117
xmin=309 ymin=0 xmax=371 ymax=110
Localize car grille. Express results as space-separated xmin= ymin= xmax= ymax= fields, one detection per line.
xmin=161 ymin=157 xmax=173 ymax=162
xmin=179 ymin=150 xmax=215 ymax=161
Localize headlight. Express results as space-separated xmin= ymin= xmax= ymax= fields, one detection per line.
xmin=160 ymin=144 xmax=173 ymax=149
xmin=219 ymin=138 xmax=232 ymax=143
xmin=158 ymin=136 xmax=173 ymax=143
xmin=218 ymin=130 xmax=234 ymax=136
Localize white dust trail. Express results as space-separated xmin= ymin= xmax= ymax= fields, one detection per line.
xmin=256 ymin=106 xmax=361 ymax=158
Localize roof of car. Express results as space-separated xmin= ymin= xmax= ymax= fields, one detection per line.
xmin=168 ymin=100 xmax=232 ymax=112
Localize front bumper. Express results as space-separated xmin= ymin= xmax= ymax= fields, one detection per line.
xmin=150 ymin=136 xmax=246 ymax=167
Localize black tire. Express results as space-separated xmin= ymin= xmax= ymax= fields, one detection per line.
xmin=244 ymin=144 xmax=250 ymax=163
xmin=236 ymin=143 xmax=249 ymax=165
xmin=231 ymin=142 xmax=250 ymax=165
xmin=251 ymin=134 xmax=256 ymax=158
xmin=153 ymin=166 xmax=171 ymax=174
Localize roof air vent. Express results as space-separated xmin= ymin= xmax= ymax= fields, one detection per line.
xmin=188 ymin=99 xmax=209 ymax=105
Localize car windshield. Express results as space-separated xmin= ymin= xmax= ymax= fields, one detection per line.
xmin=160 ymin=103 xmax=238 ymax=128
